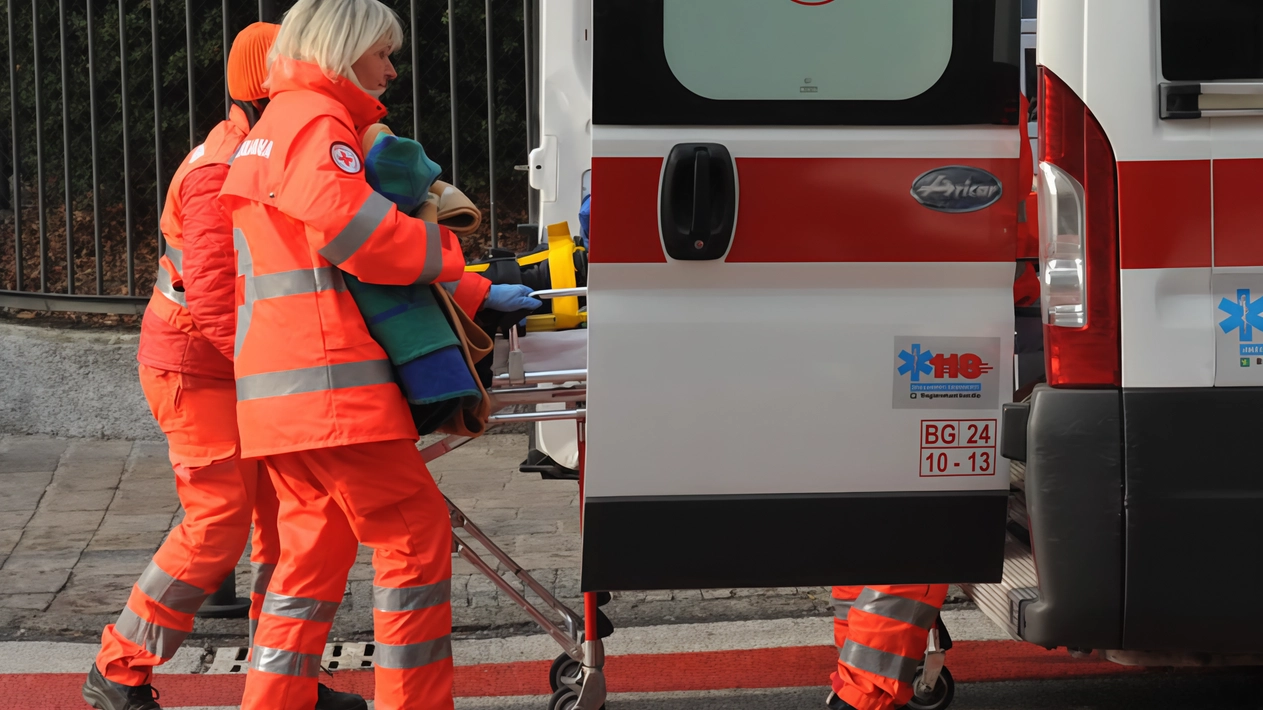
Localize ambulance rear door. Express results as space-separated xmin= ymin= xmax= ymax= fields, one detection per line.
xmin=583 ymin=0 xmax=1023 ymax=591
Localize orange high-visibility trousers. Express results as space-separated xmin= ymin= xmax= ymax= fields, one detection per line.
xmin=831 ymin=584 xmax=949 ymax=710
xmin=95 ymin=365 xmax=279 ymax=687
xmin=248 ymin=461 xmax=282 ymax=647
xmin=241 ymin=438 xmax=453 ymax=710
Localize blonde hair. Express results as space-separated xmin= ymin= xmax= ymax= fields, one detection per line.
xmin=270 ymin=0 xmax=403 ymax=91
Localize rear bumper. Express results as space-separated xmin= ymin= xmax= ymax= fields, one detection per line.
xmin=1005 ymin=384 xmax=1263 ymax=653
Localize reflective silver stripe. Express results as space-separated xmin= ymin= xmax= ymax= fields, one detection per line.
xmin=318 ymin=192 xmax=394 ymax=265
xmin=413 ymin=221 xmax=444 ymax=284
xmin=236 ymin=360 xmax=395 ymax=401
xmin=832 ymin=596 xmax=854 ymax=622
xmin=373 ymin=580 xmax=451 ymax=613
xmin=854 ymin=588 xmax=939 ymax=630
xmin=253 ymin=266 xmax=346 ymax=301
xmin=251 ymin=562 xmax=275 ymax=596
xmin=373 ymin=635 xmax=452 ymax=670
xmin=135 ymin=561 xmax=208 ymax=615
xmin=114 ymin=607 xmax=189 ymax=660
xmin=164 ymin=245 xmax=183 ymax=272
xmin=839 ymin=638 xmax=921 ymax=685
xmin=250 ymin=645 xmax=322 ymax=678
xmin=248 ymin=618 xmax=258 ymax=649
xmin=260 ymin=592 xmax=340 ymax=623
xmin=154 ymin=267 xmax=188 ymax=307
xmin=234 ymin=228 xmax=255 ymax=358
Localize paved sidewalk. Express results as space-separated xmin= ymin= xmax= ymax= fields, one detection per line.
xmin=0 ymin=434 xmax=842 ymax=645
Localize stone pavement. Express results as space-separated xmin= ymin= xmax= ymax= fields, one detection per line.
xmin=0 ymin=433 xmax=856 ymax=646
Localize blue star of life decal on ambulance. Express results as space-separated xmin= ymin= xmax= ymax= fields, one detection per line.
xmin=1218 ymin=289 xmax=1263 ymax=359
xmin=897 ymin=344 xmax=935 ymax=382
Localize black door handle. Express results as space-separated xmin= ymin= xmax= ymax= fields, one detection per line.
xmin=660 ymin=143 xmax=736 ymax=261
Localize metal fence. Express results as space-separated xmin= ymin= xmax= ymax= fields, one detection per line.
xmin=0 ymin=0 xmax=538 ymax=314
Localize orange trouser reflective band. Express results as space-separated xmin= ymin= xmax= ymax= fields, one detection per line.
xmin=96 ymin=366 xmax=277 ymax=686
xmin=241 ymin=439 xmax=453 ymax=710
xmin=831 ymin=584 xmax=949 ymax=710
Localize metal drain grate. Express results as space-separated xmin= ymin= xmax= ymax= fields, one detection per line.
xmin=207 ymin=642 xmax=378 ymax=674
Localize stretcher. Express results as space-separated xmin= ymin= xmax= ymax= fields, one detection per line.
xmin=419 ymin=287 xmax=603 ymax=710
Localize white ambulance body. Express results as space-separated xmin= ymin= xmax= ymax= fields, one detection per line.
xmin=527 ymin=0 xmax=1263 ymax=660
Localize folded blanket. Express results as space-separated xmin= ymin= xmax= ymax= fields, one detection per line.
xmin=340 ymin=124 xmax=494 ymax=435
xmin=342 ymin=274 xmax=480 ymax=407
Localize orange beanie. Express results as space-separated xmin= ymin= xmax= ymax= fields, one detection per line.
xmin=227 ymin=22 xmax=280 ymax=102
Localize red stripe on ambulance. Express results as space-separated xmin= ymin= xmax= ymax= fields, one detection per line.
xmin=590 ymin=157 xmax=1020 ymax=264
xmin=1117 ymin=160 xmax=1212 ymax=270
xmin=1212 ymin=158 xmax=1263 ymax=267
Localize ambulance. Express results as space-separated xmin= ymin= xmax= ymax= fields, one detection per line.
xmin=518 ymin=0 xmax=1263 ymax=670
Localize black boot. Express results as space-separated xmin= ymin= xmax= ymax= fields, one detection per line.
xmin=81 ymin=664 xmax=161 ymax=710
xmin=826 ymin=690 xmax=858 ymax=710
xmin=316 ymin=682 xmax=368 ymax=710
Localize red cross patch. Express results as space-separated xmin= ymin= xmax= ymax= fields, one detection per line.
xmin=330 ymin=143 xmax=362 ymax=174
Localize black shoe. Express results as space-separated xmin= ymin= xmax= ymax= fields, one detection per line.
xmin=825 ymin=690 xmax=857 ymax=710
xmin=81 ymin=664 xmax=162 ymax=710
xmin=316 ymin=682 xmax=368 ymax=710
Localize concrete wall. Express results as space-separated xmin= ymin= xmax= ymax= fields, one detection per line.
xmin=0 ymin=322 xmax=161 ymax=440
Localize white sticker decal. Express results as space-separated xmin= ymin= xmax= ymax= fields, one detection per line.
xmin=330 ymin=143 xmax=362 ymax=174
xmin=892 ymin=336 xmax=1001 ymax=409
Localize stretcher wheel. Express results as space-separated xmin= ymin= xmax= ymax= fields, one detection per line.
xmin=903 ymin=666 xmax=954 ymax=710
xmin=547 ymin=686 xmax=605 ymax=710
xmin=549 ymin=653 xmax=583 ymax=692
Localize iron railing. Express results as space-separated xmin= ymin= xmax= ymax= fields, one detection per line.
xmin=1 ymin=0 xmax=538 ymax=314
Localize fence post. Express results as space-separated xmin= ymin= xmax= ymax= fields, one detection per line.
xmin=448 ymin=0 xmax=459 ymax=187
xmin=7 ymin=0 xmax=22 ymax=292
xmin=32 ymin=0 xmax=48 ymax=292
xmin=197 ymin=572 xmax=250 ymax=619
xmin=485 ymin=0 xmax=497 ymax=248
xmin=119 ymin=0 xmax=135 ymax=295
xmin=59 ymin=0 xmax=73 ymax=294
xmin=88 ymin=0 xmax=103 ymax=294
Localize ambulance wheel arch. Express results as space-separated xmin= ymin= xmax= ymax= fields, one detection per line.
xmin=582 ymin=0 xmax=1023 ymax=591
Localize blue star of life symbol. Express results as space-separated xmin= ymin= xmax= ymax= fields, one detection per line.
xmin=898 ymin=343 xmax=935 ymax=382
xmin=1218 ymin=288 xmax=1263 ymax=342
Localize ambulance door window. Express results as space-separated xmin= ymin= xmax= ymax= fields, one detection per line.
xmin=1161 ymin=0 xmax=1263 ymax=81
xmin=662 ymin=1 xmax=952 ymax=102
xmin=594 ymin=0 xmax=1019 ymax=127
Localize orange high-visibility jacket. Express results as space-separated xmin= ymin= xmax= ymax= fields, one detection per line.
xmin=137 ymin=106 xmax=251 ymax=378
xmin=219 ymin=57 xmax=476 ymax=458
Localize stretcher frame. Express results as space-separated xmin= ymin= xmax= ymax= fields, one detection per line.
xmin=419 ymin=287 xmax=604 ymax=710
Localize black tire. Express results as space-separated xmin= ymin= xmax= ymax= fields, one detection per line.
xmin=547 ymin=687 xmax=605 ymax=710
xmin=549 ymin=653 xmax=583 ymax=692
xmin=903 ymin=666 xmax=955 ymax=710
xmin=547 ymin=687 xmax=579 ymax=710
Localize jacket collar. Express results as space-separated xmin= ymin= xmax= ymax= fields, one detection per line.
xmin=268 ymin=56 xmax=388 ymax=133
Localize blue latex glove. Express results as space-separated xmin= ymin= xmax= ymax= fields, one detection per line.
xmin=483 ymin=283 xmax=542 ymax=313
xmin=578 ymin=193 xmax=591 ymax=247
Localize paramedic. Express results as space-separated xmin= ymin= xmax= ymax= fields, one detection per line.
xmin=826 ymin=585 xmax=950 ymax=710
xmin=82 ymin=23 xmax=366 ymax=710
xmin=219 ymin=1 xmax=535 ymax=708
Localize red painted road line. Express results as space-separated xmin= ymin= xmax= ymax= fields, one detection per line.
xmin=1 ymin=641 xmax=1146 ymax=708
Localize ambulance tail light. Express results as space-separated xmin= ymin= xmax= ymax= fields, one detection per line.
xmin=1036 ymin=67 xmax=1121 ymax=387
